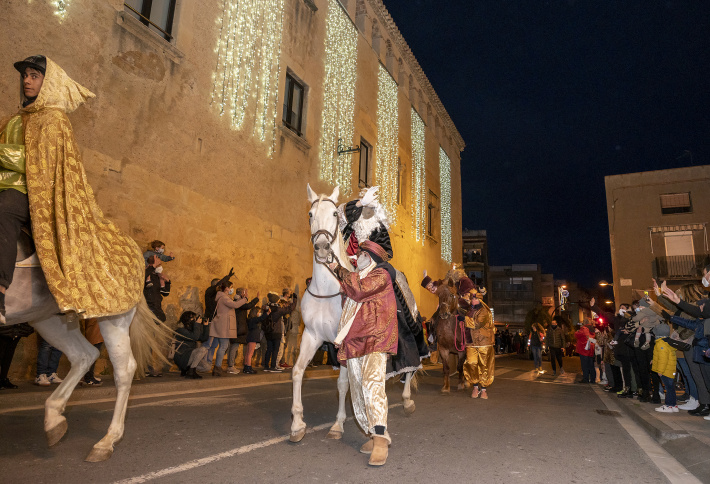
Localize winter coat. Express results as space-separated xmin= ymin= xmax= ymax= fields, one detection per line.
xmin=143 ymin=267 xmax=170 ymax=322
xmin=174 ymin=322 xmax=210 ymax=371
xmin=204 ymin=272 xmax=232 ymax=321
xmin=670 ymin=315 xmax=710 ymax=364
xmin=210 ymin=291 xmax=247 ymax=339
xmin=652 ymin=337 xmax=677 ymax=379
xmin=246 ymin=312 xmax=271 ymax=343
xmin=575 ymin=327 xmax=594 ymax=357
xmin=263 ymin=296 xmax=297 ymax=340
xmin=235 ymin=297 xmax=259 ymax=344
xmin=546 ymin=325 xmax=565 ymax=348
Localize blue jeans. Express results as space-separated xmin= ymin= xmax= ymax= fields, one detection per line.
xmin=661 ymin=375 xmax=677 ymax=406
xmin=677 ymin=358 xmax=698 ymax=400
xmin=531 ymin=346 xmax=542 ymax=368
xmin=210 ymin=338 xmax=230 ymax=368
xmin=579 ymin=355 xmax=594 ymax=382
xmin=265 ymin=337 xmax=281 ymax=369
xmin=37 ymin=338 xmax=62 ymax=376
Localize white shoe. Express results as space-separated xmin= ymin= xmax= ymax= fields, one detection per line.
xmin=48 ymin=373 xmax=63 ymax=384
xmin=599 ymin=379 xmax=608 ymax=385
xmin=226 ymin=367 xmax=240 ymax=374
xmin=655 ymin=405 xmax=679 ymax=413
xmin=35 ymin=374 xmax=51 ymax=386
xmin=679 ymin=397 xmax=699 ymax=410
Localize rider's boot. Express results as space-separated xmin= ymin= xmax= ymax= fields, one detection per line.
xmin=368 ymin=436 xmax=389 ymax=466
xmin=360 ymin=437 xmax=374 ymax=454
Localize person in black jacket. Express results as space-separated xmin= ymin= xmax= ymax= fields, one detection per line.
xmin=243 ymin=306 xmax=271 ymax=374
xmin=0 ymin=322 xmax=34 ymax=389
xmin=144 ymin=255 xmax=171 ymax=322
xmin=173 ymin=311 xmax=210 ymax=379
xmin=227 ymin=288 xmax=259 ymax=373
xmin=204 ymin=268 xmax=234 ymax=322
xmin=263 ymin=292 xmax=297 ymax=372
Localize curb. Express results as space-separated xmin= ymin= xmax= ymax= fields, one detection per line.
xmin=610 ymin=392 xmax=710 ymax=482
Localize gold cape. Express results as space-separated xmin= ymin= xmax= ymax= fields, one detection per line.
xmin=5 ymin=57 xmax=144 ymax=318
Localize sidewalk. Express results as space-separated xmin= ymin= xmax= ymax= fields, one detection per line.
xmin=600 ymin=388 xmax=710 ymax=482
xmin=0 ymin=365 xmax=341 ymax=413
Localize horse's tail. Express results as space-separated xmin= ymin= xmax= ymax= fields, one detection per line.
xmin=129 ymin=297 xmax=173 ymax=378
xmin=410 ymin=370 xmax=419 ymax=392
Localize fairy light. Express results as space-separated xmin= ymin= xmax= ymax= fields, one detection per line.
xmin=376 ymin=64 xmax=399 ymax=223
xmin=410 ymin=107 xmax=426 ymax=244
xmin=439 ymin=146 xmax=452 ymax=263
xmin=318 ymin=0 xmax=358 ymax=195
xmin=52 ymin=0 xmax=69 ymax=20
xmin=210 ymin=0 xmax=285 ymax=157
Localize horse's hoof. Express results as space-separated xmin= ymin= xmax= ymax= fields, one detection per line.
xmin=403 ymin=401 xmax=416 ymax=416
xmin=457 ymin=383 xmax=464 ymax=391
xmin=464 ymin=382 xmax=471 ymax=389
xmin=46 ymin=418 xmax=68 ymax=447
xmin=326 ymin=429 xmax=343 ymax=440
xmin=289 ymin=428 xmax=306 ymax=443
xmin=440 ymin=387 xmax=450 ymax=394
xmin=85 ymin=445 xmax=113 ymax=462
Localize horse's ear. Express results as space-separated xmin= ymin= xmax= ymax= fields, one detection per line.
xmin=306 ymin=183 xmax=318 ymax=204
xmin=328 ymin=185 xmax=340 ymax=204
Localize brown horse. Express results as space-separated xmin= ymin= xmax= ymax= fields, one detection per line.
xmin=431 ymin=282 xmax=468 ymax=393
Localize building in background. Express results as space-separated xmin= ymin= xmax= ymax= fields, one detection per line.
xmin=488 ymin=264 xmax=553 ymax=330
xmin=605 ymin=165 xmax=710 ymax=304
xmin=461 ymin=229 xmax=489 ymax=297
xmin=0 ymin=0 xmax=464 ymax=378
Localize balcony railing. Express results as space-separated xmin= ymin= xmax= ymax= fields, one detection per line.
xmin=654 ymin=255 xmax=708 ymax=280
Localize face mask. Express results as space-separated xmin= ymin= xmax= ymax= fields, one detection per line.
xmin=703 ymin=275 xmax=710 ymax=288
xmin=357 ymin=253 xmax=371 ymax=271
xmin=154 ymin=266 xmax=163 ymax=274
xmin=156 ymin=247 xmax=165 ymax=254
xmin=228 ymin=288 xmax=234 ymax=295
xmin=618 ymin=309 xmax=626 ymax=316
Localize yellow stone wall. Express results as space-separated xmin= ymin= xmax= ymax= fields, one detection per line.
xmin=1 ymin=0 xmax=463 ymax=378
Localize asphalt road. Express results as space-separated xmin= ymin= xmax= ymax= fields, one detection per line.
xmin=0 ymin=355 xmax=694 ymax=483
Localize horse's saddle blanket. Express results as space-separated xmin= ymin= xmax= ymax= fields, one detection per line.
xmin=16 ymin=227 xmax=40 ymax=268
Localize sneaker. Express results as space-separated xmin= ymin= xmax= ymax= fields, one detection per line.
xmin=35 ymin=374 xmax=51 ymax=386
xmin=560 ymin=368 xmax=565 ymax=375
xmin=48 ymin=373 xmax=63 ymax=384
xmin=655 ymin=405 xmax=679 ymax=413
xmin=280 ymin=363 xmax=292 ymax=369
xmin=679 ymin=397 xmax=700 ymax=411
xmin=226 ymin=367 xmax=240 ymax=374
xmin=81 ymin=376 xmax=103 ymax=387
xmin=269 ymin=367 xmax=283 ymax=373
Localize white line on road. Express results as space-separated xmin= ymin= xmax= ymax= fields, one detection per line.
xmin=113 ymin=403 xmax=403 ymax=484
xmin=0 ymin=373 xmax=340 ymax=415
xmin=592 ymin=385 xmax=701 ymax=484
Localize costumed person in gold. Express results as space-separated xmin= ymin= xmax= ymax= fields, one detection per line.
xmin=0 ymin=55 xmax=143 ymax=324
xmin=328 ymin=240 xmax=398 ymax=466
xmin=458 ymin=277 xmax=495 ymax=399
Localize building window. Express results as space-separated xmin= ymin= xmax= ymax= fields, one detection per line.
xmin=427 ymin=191 xmax=439 ymax=238
xmin=358 ymin=139 xmax=372 ymax=188
xmin=660 ymin=192 xmax=692 ymax=215
xmin=124 ymin=0 xmax=177 ymax=41
xmin=283 ymin=73 xmax=305 ymax=136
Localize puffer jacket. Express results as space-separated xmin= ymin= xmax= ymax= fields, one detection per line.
xmin=652 ymin=337 xmax=677 ymax=378
xmin=575 ymin=326 xmax=594 ymax=357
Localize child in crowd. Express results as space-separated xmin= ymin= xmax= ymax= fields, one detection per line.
xmin=143 ymin=240 xmax=175 ymax=267
xmin=652 ymin=323 xmax=678 ymax=413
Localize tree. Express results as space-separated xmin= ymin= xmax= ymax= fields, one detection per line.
xmin=524 ymin=306 xmax=552 ymax=334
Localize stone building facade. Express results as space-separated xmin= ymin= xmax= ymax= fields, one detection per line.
xmin=604 ymin=165 xmax=710 ymax=304
xmin=1 ymin=0 xmax=464 ymax=378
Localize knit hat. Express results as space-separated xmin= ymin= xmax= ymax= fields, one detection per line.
xmin=267 ymin=292 xmax=280 ymax=304
xmin=652 ymin=323 xmax=670 ymax=338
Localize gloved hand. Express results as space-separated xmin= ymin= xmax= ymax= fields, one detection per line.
xmin=360 ymin=186 xmax=379 ymax=207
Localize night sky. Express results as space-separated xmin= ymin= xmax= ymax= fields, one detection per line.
xmin=385 ymin=0 xmax=710 ymax=288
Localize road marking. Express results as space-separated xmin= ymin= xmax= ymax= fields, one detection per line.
xmin=113 ymin=403 xmax=403 ymax=484
xmin=123 ymin=390 xmax=335 ymax=410
xmin=592 ymin=385 xmax=701 ymax=484
xmin=0 ymin=374 xmax=340 ymax=415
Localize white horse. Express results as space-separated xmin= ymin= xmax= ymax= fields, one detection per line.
xmin=4 ymin=232 xmax=169 ymax=462
xmin=289 ymin=185 xmax=416 ymax=443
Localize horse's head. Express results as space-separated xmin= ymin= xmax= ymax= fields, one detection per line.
xmin=307 ymin=184 xmax=340 ymax=264
xmin=437 ymin=282 xmax=458 ymax=319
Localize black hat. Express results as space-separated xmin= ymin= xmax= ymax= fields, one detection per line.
xmin=14 ymin=55 xmax=47 ymax=75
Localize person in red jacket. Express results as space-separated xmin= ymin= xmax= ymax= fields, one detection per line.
xmin=575 ymin=322 xmax=595 ymax=383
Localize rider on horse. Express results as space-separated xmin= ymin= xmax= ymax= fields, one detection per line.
xmin=0 ymin=55 xmax=144 ymax=324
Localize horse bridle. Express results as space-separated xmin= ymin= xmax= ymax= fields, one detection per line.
xmin=308 ymin=198 xmax=342 ymax=299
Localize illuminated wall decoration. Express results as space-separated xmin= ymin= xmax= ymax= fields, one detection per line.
xmin=210 ymin=0 xmax=285 ymax=156
xmin=52 ymin=0 xmax=69 ymax=20
xmin=318 ymin=0 xmax=358 ymax=193
xmin=439 ymin=146 xmax=452 ymax=263
xmin=376 ymin=64 xmax=399 ymax=222
xmin=410 ymin=107 xmax=426 ymax=244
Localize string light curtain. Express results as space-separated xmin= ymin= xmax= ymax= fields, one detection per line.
xmin=410 ymin=108 xmax=426 ymax=244
xmin=439 ymin=146 xmax=452 ymax=263
xmin=376 ymin=64 xmax=399 ymax=223
xmin=52 ymin=0 xmax=69 ymax=20
xmin=210 ymin=0 xmax=285 ymax=156
xmin=318 ymin=0 xmax=358 ymax=193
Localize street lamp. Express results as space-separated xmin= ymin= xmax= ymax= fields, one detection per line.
xmin=599 ymin=280 xmax=613 ymax=287
xmin=604 ymin=300 xmax=614 ymax=305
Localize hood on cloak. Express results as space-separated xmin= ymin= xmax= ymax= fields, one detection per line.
xmin=18 ymin=57 xmax=94 ymax=114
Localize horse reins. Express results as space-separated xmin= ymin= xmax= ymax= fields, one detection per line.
xmin=308 ymin=197 xmax=342 ymax=299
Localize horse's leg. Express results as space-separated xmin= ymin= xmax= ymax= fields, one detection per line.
xmin=439 ymin=347 xmax=451 ymax=393
xmin=457 ymin=352 xmax=469 ymax=390
xmin=290 ymin=330 xmax=320 ymax=443
xmin=85 ymin=311 xmax=136 ymax=462
xmin=31 ymin=315 xmax=99 ymax=447
xmin=327 ymin=364 xmax=349 ymax=439
xmin=402 ymin=371 xmax=416 ymax=415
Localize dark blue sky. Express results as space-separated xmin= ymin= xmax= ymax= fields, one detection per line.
xmin=385 ymin=0 xmax=710 ymax=288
